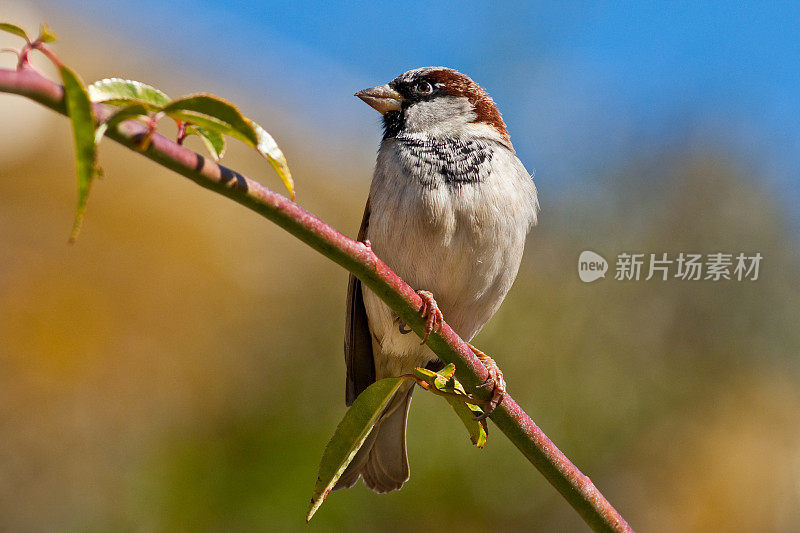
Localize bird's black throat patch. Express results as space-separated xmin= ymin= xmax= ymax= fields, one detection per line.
xmin=382 ymin=109 xmax=405 ymax=140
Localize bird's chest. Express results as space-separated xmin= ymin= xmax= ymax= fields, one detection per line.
xmin=366 ymin=139 xmax=513 ymax=333
xmin=370 ymin=183 xmax=484 ymax=294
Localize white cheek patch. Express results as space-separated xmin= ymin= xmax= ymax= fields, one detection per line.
xmin=403 ymin=96 xmax=476 ymax=137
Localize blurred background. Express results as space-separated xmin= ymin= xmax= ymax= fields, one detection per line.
xmin=2 ymin=2 xmax=799 ymax=531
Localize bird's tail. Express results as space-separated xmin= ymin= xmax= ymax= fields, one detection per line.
xmin=334 ymin=384 xmax=414 ymax=493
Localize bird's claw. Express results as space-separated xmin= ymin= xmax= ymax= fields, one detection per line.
xmin=416 ymin=290 xmax=443 ymax=345
xmin=468 ymin=343 xmax=506 ymax=421
xmin=476 ymin=378 xmax=495 ymax=389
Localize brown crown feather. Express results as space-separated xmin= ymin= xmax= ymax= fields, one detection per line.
xmin=426 ymin=69 xmax=510 ymax=144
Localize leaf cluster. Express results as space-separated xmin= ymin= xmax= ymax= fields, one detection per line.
xmin=1 ymin=22 xmax=294 ymax=241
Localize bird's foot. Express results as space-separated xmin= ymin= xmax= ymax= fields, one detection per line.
xmin=416 ymin=290 xmax=443 ymax=345
xmin=468 ymin=343 xmax=506 ymax=420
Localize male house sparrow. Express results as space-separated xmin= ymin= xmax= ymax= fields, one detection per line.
xmin=336 ymin=67 xmax=539 ymax=493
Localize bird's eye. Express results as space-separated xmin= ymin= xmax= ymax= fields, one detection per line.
xmin=414 ymin=81 xmax=433 ymax=95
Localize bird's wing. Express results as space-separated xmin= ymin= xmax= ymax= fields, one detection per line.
xmin=344 ymin=198 xmax=376 ymax=406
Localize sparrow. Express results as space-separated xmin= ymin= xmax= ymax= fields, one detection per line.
xmin=335 ymin=67 xmax=539 ymax=493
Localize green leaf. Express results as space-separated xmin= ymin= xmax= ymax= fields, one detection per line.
xmin=186 ymin=125 xmax=226 ymax=161
xmin=0 ymin=22 xmax=29 ymax=42
xmin=437 ymin=363 xmax=457 ymax=380
xmin=446 ymin=398 xmax=488 ymax=448
xmin=163 ymin=95 xmax=294 ymax=199
xmin=412 ymin=366 xmax=439 ymax=382
xmin=445 ymin=379 xmax=488 ymax=448
xmin=60 ymin=65 xmax=99 ymax=242
xmin=307 ymin=377 xmax=412 ymax=522
xmin=412 ymin=365 xmax=487 ymax=447
xmin=87 ymin=78 xmax=171 ymax=110
xmin=162 ymin=94 xmax=258 ymax=145
xmin=163 ymin=109 xmax=236 ymax=135
xmin=250 ymin=119 xmax=295 ymax=200
xmin=95 ymin=103 xmax=150 ymax=144
xmin=412 ymin=366 xmax=451 ymax=392
xmin=36 ymin=22 xmax=57 ymax=43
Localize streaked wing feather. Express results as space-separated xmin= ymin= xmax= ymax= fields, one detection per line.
xmin=344 ymin=198 xmax=375 ymax=405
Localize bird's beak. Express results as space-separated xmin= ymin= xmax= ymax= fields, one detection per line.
xmin=355 ymin=84 xmax=403 ymax=114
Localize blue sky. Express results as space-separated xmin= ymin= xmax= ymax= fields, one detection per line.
xmin=33 ymin=1 xmax=800 ymax=226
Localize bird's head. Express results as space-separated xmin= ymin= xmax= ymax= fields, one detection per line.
xmin=355 ymin=67 xmax=511 ymax=148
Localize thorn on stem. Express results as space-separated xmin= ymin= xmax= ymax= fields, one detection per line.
xmin=176 ymin=121 xmax=187 ymax=145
